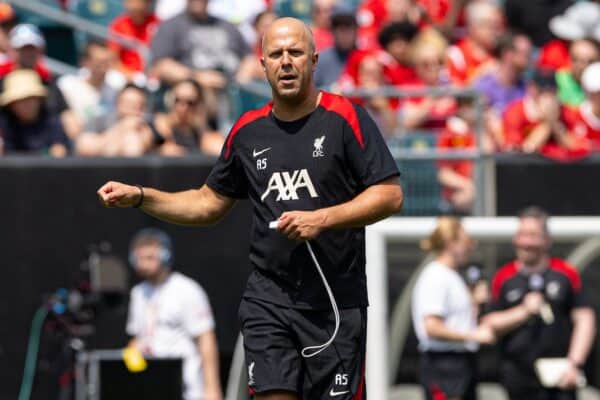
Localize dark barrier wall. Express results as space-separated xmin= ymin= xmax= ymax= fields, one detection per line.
xmin=0 ymin=156 xmax=252 ymax=400
xmin=496 ymin=155 xmax=600 ymax=216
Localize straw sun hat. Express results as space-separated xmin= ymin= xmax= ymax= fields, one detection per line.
xmin=0 ymin=69 xmax=47 ymax=106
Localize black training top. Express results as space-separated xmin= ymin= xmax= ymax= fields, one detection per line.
xmin=490 ymin=258 xmax=589 ymax=374
xmin=207 ymin=91 xmax=400 ymax=309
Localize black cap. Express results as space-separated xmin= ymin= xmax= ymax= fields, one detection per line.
xmin=531 ymin=69 xmax=557 ymax=89
xmin=331 ymin=4 xmax=357 ymax=27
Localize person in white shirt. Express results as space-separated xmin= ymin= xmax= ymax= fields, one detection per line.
xmin=412 ymin=216 xmax=495 ymax=400
xmin=126 ymin=228 xmax=223 ymax=400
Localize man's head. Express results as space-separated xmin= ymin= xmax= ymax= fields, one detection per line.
xmin=466 ymin=0 xmax=504 ymax=51
xmin=330 ymin=5 xmax=357 ymax=53
xmin=1 ymin=69 xmax=46 ymax=123
xmin=187 ymin=0 xmax=209 ymax=19
xmin=261 ymin=17 xmax=318 ymax=103
xmin=378 ymin=21 xmax=418 ymax=65
xmin=312 ymin=0 xmax=336 ymax=29
xmin=124 ymin=0 xmax=152 ymax=21
xmin=117 ymin=84 xmax=148 ymax=118
xmin=496 ymin=33 xmax=532 ymax=74
xmin=528 ymin=68 xmax=557 ymax=101
xmin=9 ymin=24 xmax=45 ymax=69
xmin=569 ymin=39 xmax=600 ymax=83
xmin=514 ymin=206 xmax=551 ymax=268
xmin=129 ymin=228 xmax=173 ymax=281
xmin=81 ymin=40 xmax=114 ymax=84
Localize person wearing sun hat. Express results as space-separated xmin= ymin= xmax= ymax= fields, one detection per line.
xmin=0 ymin=69 xmax=68 ymax=156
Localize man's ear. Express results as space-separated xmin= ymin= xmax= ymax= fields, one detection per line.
xmin=312 ymin=52 xmax=319 ymax=71
xmin=260 ymin=57 xmax=266 ymax=72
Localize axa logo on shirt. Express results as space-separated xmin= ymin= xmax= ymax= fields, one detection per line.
xmin=260 ymin=169 xmax=319 ymax=201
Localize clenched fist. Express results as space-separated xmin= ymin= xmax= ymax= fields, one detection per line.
xmin=97 ymin=181 xmax=143 ymax=208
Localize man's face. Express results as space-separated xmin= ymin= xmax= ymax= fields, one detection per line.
xmin=187 ymin=0 xmax=208 ymax=19
xmin=470 ymin=9 xmax=503 ymax=51
xmin=385 ymin=37 xmax=409 ymax=64
xmin=17 ymin=45 xmax=42 ymax=68
xmin=332 ymin=24 xmax=356 ymax=52
xmin=124 ymin=0 xmax=150 ymax=18
xmin=261 ymin=22 xmax=317 ymax=102
xmin=84 ymin=45 xmax=113 ymax=81
xmin=117 ymin=88 xmax=146 ymax=117
xmin=513 ymin=217 xmax=550 ymax=266
xmin=132 ymin=243 xmax=165 ymax=280
xmin=570 ymin=40 xmax=599 ymax=82
xmin=510 ymin=36 xmax=532 ymax=73
xmin=9 ymin=96 xmax=42 ymax=123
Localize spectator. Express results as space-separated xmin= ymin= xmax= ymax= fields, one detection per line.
xmin=400 ymin=34 xmax=456 ymax=132
xmin=355 ymin=53 xmax=397 ymax=136
xmin=311 ymin=0 xmax=336 ymax=51
xmin=484 ymin=206 xmax=596 ymax=400
xmin=151 ymin=0 xmax=251 ymax=127
xmin=505 ymin=0 xmax=575 ymax=47
xmin=473 ymin=33 xmax=532 ymax=150
xmin=76 ymin=84 xmax=162 ymax=157
xmin=314 ymin=5 xmax=358 ymax=88
xmin=446 ymin=0 xmax=503 ymax=86
xmin=0 ymin=69 xmax=68 ymax=157
xmin=474 ymin=33 xmax=531 ymax=116
xmin=151 ymin=0 xmax=250 ymax=88
xmin=437 ymin=98 xmax=477 ymax=214
xmin=556 ymin=38 xmax=600 ymax=107
xmin=563 ymin=62 xmax=600 ymax=151
xmin=108 ymin=0 xmax=160 ymax=77
xmin=154 ymin=79 xmax=224 ymax=156
xmin=0 ymin=24 xmax=78 ymax=139
xmin=0 ymin=2 xmax=16 ymax=58
xmin=57 ymin=40 xmax=125 ymax=137
xmin=539 ymin=1 xmax=600 ymax=71
xmin=235 ymin=9 xmax=277 ymax=84
xmin=126 ymin=228 xmax=223 ymax=400
xmin=412 ymin=216 xmax=495 ymax=400
xmin=377 ymin=20 xmax=419 ymax=86
xmin=502 ymin=69 xmax=574 ymax=156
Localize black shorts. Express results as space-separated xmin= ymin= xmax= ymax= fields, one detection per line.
xmin=419 ymin=351 xmax=477 ymax=400
xmin=238 ymin=297 xmax=367 ymax=399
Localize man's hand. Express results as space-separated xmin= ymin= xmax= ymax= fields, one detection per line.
xmin=522 ymin=292 xmax=544 ymax=315
xmin=97 ymin=181 xmax=142 ymax=208
xmin=558 ymin=362 xmax=584 ymax=389
xmin=469 ymin=325 xmax=496 ymax=345
xmin=276 ymin=210 xmax=327 ymax=241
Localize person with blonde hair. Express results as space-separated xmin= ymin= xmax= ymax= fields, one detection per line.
xmin=412 ymin=216 xmax=494 ymax=400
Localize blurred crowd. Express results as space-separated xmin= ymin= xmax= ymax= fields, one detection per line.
xmin=0 ymin=0 xmax=600 ymax=210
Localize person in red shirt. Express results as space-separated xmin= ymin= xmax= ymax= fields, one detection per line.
xmin=377 ymin=20 xmax=419 ymax=85
xmin=108 ymin=0 xmax=160 ymax=75
xmin=502 ymin=69 xmax=581 ymax=160
xmin=562 ymin=62 xmax=600 ymax=151
xmin=310 ymin=0 xmax=335 ymax=51
xmin=446 ymin=0 xmax=503 ymax=86
xmin=437 ymin=98 xmax=476 ymax=214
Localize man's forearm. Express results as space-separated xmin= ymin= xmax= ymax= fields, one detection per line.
xmin=140 ymin=185 xmax=234 ymax=226
xmin=152 ymin=58 xmax=193 ymax=85
xmin=483 ymin=304 xmax=531 ymax=336
xmin=320 ymin=178 xmax=403 ymax=230
xmin=568 ymin=308 xmax=596 ymax=366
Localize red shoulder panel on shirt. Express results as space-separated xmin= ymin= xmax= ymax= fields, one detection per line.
xmin=549 ymin=257 xmax=581 ymax=292
xmin=225 ymin=102 xmax=273 ymax=160
xmin=320 ymin=91 xmax=365 ymax=149
xmin=492 ymin=261 xmax=519 ymax=301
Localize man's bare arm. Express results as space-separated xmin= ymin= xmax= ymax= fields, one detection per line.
xmin=567 ymin=307 xmax=596 ymax=367
xmin=277 ymin=177 xmax=403 ymax=240
xmin=97 ymin=182 xmax=235 ymax=226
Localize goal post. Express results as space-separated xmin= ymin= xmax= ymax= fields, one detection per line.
xmin=365 ymin=216 xmax=600 ymax=400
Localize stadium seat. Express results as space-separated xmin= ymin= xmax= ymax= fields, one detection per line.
xmin=274 ymin=0 xmax=312 ymax=23
xmin=71 ymin=0 xmax=124 ymax=55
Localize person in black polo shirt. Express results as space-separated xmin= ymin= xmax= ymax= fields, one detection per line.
xmin=484 ymin=206 xmax=596 ymax=400
xmin=97 ymin=17 xmax=403 ymax=400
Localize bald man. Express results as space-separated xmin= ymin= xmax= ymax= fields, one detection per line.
xmin=98 ymin=18 xmax=403 ymax=400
